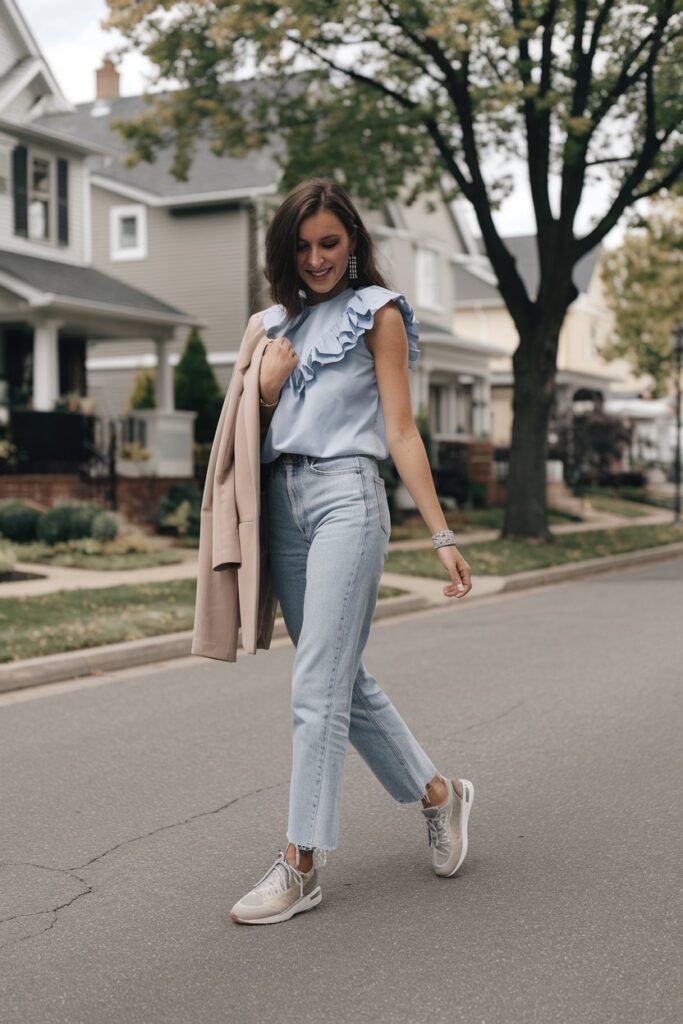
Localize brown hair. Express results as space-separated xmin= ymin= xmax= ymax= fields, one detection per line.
xmin=264 ymin=176 xmax=390 ymax=320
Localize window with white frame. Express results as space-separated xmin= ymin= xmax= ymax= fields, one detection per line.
xmin=429 ymin=383 xmax=448 ymax=435
xmin=416 ymin=245 xmax=441 ymax=309
xmin=28 ymin=155 xmax=52 ymax=240
xmin=110 ymin=204 xmax=147 ymax=260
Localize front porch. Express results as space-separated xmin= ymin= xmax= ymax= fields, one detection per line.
xmin=0 ymin=249 xmax=198 ymax=489
xmin=400 ymin=324 xmax=507 ymax=509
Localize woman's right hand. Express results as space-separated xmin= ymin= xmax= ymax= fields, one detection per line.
xmin=260 ymin=337 xmax=299 ymax=403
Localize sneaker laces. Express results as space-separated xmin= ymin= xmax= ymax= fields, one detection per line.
xmin=425 ymin=808 xmax=449 ymax=851
xmin=250 ymin=850 xmax=306 ymax=900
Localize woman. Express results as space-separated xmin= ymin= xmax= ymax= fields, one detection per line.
xmin=230 ymin=177 xmax=474 ymax=925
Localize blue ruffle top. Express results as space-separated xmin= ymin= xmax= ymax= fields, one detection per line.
xmin=259 ymin=285 xmax=420 ymax=464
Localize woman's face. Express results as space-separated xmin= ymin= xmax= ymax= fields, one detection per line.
xmin=296 ymin=209 xmax=355 ymax=303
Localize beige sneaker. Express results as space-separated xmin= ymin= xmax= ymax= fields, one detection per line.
xmin=229 ymin=849 xmax=322 ymax=925
xmin=421 ymin=776 xmax=474 ymax=877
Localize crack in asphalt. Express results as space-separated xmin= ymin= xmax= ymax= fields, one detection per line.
xmin=0 ymin=778 xmax=287 ymax=954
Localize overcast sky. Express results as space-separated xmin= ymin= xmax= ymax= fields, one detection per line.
xmin=21 ymin=0 xmax=624 ymax=244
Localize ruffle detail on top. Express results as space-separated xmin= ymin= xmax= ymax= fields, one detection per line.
xmin=262 ymin=286 xmax=420 ymax=396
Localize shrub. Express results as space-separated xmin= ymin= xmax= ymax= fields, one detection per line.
xmin=91 ymin=510 xmax=119 ymax=541
xmin=128 ymin=368 xmax=156 ymax=410
xmin=174 ymin=328 xmax=223 ymax=443
xmin=157 ymin=483 xmax=202 ymax=537
xmin=0 ymin=541 xmax=15 ymax=576
xmin=0 ymin=500 xmax=43 ymax=542
xmin=37 ymin=502 xmax=101 ymax=545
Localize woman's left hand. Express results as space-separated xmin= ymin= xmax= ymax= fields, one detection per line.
xmin=435 ymin=545 xmax=472 ymax=599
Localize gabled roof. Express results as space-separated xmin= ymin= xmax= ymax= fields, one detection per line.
xmin=0 ymin=249 xmax=194 ymax=325
xmin=455 ymin=234 xmax=601 ymax=304
xmin=35 ymin=81 xmax=292 ymax=202
xmin=0 ymin=0 xmax=71 ymax=112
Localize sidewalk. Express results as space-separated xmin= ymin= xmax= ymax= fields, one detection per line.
xmin=2 ymin=504 xmax=673 ymax=599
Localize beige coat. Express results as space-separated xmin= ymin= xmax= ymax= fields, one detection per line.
xmin=191 ymin=311 xmax=279 ymax=662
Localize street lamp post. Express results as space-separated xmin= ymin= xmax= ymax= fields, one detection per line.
xmin=673 ymin=325 xmax=682 ymax=526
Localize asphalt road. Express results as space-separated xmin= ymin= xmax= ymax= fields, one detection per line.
xmin=1 ymin=557 xmax=682 ymax=1024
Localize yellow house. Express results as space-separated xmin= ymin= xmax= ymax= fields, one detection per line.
xmin=452 ymin=235 xmax=648 ymax=447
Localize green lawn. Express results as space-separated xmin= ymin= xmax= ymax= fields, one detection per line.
xmin=581 ymin=494 xmax=649 ymax=518
xmin=13 ymin=541 xmax=184 ymax=571
xmin=0 ymin=580 xmax=408 ymax=663
xmin=390 ymin=505 xmax=579 ymax=540
xmin=385 ymin=523 xmax=683 ymax=578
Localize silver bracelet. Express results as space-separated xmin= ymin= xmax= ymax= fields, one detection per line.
xmin=432 ymin=528 xmax=456 ymax=549
xmin=259 ymin=395 xmax=279 ymax=407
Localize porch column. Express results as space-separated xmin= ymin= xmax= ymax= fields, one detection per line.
xmin=155 ymin=337 xmax=174 ymax=412
xmin=447 ymin=383 xmax=457 ymax=435
xmin=472 ymin=377 xmax=490 ymax=437
xmin=32 ymin=320 xmax=60 ymax=411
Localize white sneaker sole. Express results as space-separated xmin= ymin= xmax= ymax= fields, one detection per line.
xmin=230 ymin=885 xmax=322 ymax=925
xmin=440 ymin=778 xmax=474 ymax=878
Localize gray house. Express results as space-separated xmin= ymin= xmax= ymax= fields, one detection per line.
xmin=2 ymin=0 xmax=503 ymax=500
xmin=0 ymin=0 xmax=197 ymax=480
xmin=36 ymin=58 xmax=502 ymax=445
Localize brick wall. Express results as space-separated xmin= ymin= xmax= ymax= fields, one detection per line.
xmin=0 ymin=475 xmax=192 ymax=527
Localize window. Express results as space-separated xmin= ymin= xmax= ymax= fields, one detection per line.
xmin=416 ymin=245 xmax=441 ymax=309
xmin=429 ymin=383 xmax=448 ymax=435
xmin=29 ymin=156 xmax=51 ymax=240
xmin=455 ymin=378 xmax=474 ymax=435
xmin=12 ymin=147 xmax=68 ymax=245
xmin=110 ymin=204 xmax=147 ymax=261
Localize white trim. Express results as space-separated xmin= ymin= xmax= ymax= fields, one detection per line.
xmin=91 ymin=173 xmax=278 ymax=208
xmin=30 ymin=292 xmax=196 ymax=327
xmin=109 ymin=203 xmax=148 ymax=261
xmin=0 ymin=57 xmax=42 ymax=113
xmin=0 ymin=240 xmax=86 ymax=267
xmin=0 ymin=269 xmax=196 ymax=326
xmin=420 ymin=331 xmax=508 ymax=358
xmin=3 ymin=0 xmax=72 ymax=110
xmin=82 ymin=161 xmax=92 ymax=264
xmin=454 ymin=297 xmax=503 ymax=309
xmin=416 ymin=243 xmax=443 ymax=312
xmin=0 ymin=117 xmax=99 ymax=154
xmin=86 ymin=350 xmax=238 ymax=371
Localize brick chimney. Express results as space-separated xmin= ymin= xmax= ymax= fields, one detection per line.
xmin=96 ymin=58 xmax=120 ymax=101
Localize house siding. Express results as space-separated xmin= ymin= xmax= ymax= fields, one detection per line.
xmin=90 ymin=184 xmax=251 ymax=359
xmin=0 ymin=144 xmax=86 ymax=262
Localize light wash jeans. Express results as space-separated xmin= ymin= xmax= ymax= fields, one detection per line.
xmin=263 ymin=451 xmax=437 ymax=867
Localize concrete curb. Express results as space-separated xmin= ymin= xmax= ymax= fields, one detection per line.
xmin=0 ymin=592 xmax=429 ymax=695
xmin=500 ymin=539 xmax=683 ymax=592
xmin=2 ymin=541 xmax=682 ymax=694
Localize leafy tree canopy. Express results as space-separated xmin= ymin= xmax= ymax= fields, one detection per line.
xmin=104 ymin=0 xmax=683 ymax=537
xmin=600 ymin=191 xmax=683 ymax=397
xmin=105 ymin=1 xmax=682 ymax=317
xmin=127 ymin=367 xmax=156 ymax=410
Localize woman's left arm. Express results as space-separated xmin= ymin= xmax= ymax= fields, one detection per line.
xmin=365 ymin=303 xmax=472 ymax=600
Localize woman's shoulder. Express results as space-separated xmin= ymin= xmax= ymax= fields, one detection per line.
xmin=345 ymin=285 xmax=421 ymax=368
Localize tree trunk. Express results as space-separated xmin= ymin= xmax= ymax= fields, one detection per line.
xmin=502 ymin=324 xmax=562 ymax=539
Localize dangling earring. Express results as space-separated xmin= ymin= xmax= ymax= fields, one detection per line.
xmin=348 ymin=252 xmax=358 ymax=281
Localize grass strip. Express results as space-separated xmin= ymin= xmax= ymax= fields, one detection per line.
xmin=14 ymin=545 xmax=184 ymax=571
xmin=391 ymin=505 xmax=579 ymax=540
xmin=385 ymin=523 xmax=683 ymax=578
xmin=0 ymin=580 xmax=407 ymax=663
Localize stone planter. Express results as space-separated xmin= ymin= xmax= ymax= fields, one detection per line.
xmin=117 ymin=460 xmax=152 ymax=478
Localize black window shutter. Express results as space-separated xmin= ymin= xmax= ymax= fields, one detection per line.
xmin=57 ymin=158 xmax=69 ymax=245
xmin=12 ymin=145 xmax=28 ymax=237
